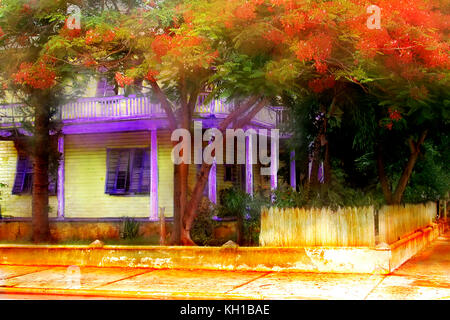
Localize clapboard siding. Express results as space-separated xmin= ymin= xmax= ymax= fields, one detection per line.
xmin=0 ymin=141 xmax=58 ymax=217
xmin=156 ymin=131 xmax=174 ymax=217
xmin=65 ymin=131 xmax=152 ymax=218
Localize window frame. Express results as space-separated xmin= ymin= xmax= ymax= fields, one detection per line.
xmin=105 ymin=147 xmax=150 ymax=196
xmin=224 ymin=164 xmax=235 ymax=182
xmin=12 ymin=155 xmax=57 ymax=195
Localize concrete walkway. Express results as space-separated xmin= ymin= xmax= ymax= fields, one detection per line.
xmin=0 ymin=232 xmax=449 ymax=300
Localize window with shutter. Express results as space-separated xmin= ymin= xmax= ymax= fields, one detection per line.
xmin=224 ymin=165 xmax=235 ymax=182
xmin=106 ymin=148 xmax=150 ymax=195
xmin=12 ymin=156 xmax=56 ymax=195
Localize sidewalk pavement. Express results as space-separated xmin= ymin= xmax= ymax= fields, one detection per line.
xmin=0 ymin=232 xmax=449 ymax=300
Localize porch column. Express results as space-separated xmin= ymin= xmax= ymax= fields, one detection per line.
xmin=290 ymin=150 xmax=296 ymax=190
xmin=150 ymin=129 xmax=159 ymax=221
xmin=270 ymin=130 xmax=279 ymax=190
xmin=245 ymin=135 xmax=253 ymax=196
xmin=206 ymin=130 xmax=217 ymax=204
xmin=208 ymin=159 xmax=217 ymax=204
xmin=57 ymin=135 xmax=65 ymax=219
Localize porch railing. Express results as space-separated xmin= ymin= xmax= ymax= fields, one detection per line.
xmin=60 ymin=95 xmax=165 ymax=121
xmin=1 ymin=95 xmax=281 ymax=127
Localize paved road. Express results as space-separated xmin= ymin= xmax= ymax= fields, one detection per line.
xmin=0 ymin=232 xmax=449 ymax=300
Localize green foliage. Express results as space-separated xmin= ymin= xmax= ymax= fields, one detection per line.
xmin=403 ymin=141 xmax=450 ymax=203
xmin=310 ymin=167 xmax=384 ymax=209
xmin=216 ymin=186 xmax=250 ymax=218
xmin=272 ymin=184 xmax=304 ymax=208
xmin=216 ymin=187 xmax=268 ymax=246
xmin=121 ymin=217 xmax=140 ymax=240
xmin=273 ymin=168 xmax=384 ymax=211
xmin=212 ymin=53 xmax=278 ymax=101
xmin=190 ymin=197 xmax=218 ymax=246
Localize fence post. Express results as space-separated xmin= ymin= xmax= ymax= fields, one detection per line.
xmin=159 ymin=207 xmax=166 ymax=245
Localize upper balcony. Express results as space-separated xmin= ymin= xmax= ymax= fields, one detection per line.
xmin=0 ymin=94 xmax=284 ymax=133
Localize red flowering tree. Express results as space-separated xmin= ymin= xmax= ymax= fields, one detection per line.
xmin=217 ymin=0 xmax=449 ymax=204
xmin=0 ymin=0 xmax=130 ymax=241
xmin=343 ymin=0 xmax=449 ymax=204
xmin=46 ymin=0 xmax=448 ymax=244
xmin=320 ymin=0 xmax=450 ymax=204
xmin=4 ymin=0 xmax=446 ymax=244
xmin=0 ymin=1 xmax=65 ymax=241
xmin=48 ymin=0 xmax=298 ymax=244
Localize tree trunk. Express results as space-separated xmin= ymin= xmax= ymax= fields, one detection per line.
xmin=376 ymin=130 xmax=428 ymax=205
xmin=178 ymin=161 xmax=192 ymax=245
xmin=154 ymin=93 xmax=261 ymax=246
xmin=181 ymin=162 xmax=212 ymax=245
xmin=391 ymin=151 xmax=420 ymax=204
xmin=31 ymin=98 xmax=51 ymax=243
xmin=376 ymin=143 xmax=393 ymax=204
xmin=171 ymin=146 xmax=191 ymax=245
xmin=308 ymin=136 xmax=322 ymax=194
xmin=321 ymin=97 xmax=335 ymax=188
xmin=391 ymin=130 xmax=428 ymax=204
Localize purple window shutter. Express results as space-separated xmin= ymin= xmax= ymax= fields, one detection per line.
xmin=12 ymin=156 xmax=29 ymax=194
xmin=24 ymin=158 xmax=33 ymax=193
xmin=129 ymin=149 xmax=143 ymax=193
xmin=129 ymin=148 xmax=150 ymax=193
xmin=105 ymin=149 xmax=120 ymax=194
xmin=141 ymin=149 xmax=151 ymax=193
xmin=13 ymin=156 xmax=56 ymax=195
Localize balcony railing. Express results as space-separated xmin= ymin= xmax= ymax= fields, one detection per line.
xmin=61 ymin=95 xmax=164 ymax=121
xmin=0 ymin=104 xmax=32 ymax=125
xmin=1 ymin=95 xmax=282 ymax=127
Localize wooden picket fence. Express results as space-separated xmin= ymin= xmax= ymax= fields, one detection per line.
xmin=378 ymin=202 xmax=436 ymax=244
xmin=259 ymin=206 xmax=376 ymax=247
xmin=259 ymin=203 xmax=437 ymax=247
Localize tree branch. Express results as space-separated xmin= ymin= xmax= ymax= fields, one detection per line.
xmin=392 ymin=129 xmax=428 ymax=203
xmin=187 ymin=87 xmax=200 ymax=121
xmin=218 ymin=96 xmax=260 ymax=131
xmin=233 ymin=98 xmax=268 ymax=129
xmin=181 ymin=95 xmax=262 ymax=240
xmin=149 ymin=81 xmax=178 ymax=131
